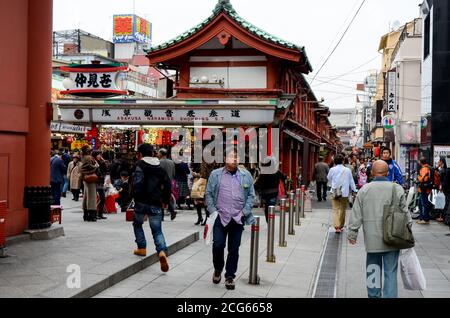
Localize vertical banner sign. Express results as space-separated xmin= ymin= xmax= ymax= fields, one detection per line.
xmin=387 ymin=71 xmax=396 ymax=113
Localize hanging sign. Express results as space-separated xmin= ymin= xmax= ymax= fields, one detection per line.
xmin=60 ymin=64 xmax=128 ymax=98
xmin=386 ymin=71 xmax=397 ymax=113
xmin=382 ymin=115 xmax=395 ymax=129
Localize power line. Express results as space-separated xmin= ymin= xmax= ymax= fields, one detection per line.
xmin=311 ymin=0 xmax=367 ymax=84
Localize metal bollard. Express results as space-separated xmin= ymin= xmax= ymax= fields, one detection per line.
xmin=249 ymin=216 xmax=261 ymax=285
xmin=295 ymin=188 xmax=301 ymax=226
xmin=300 ymin=185 xmax=306 ymax=219
xmin=288 ymin=192 xmax=296 ymax=235
xmin=266 ymin=206 xmax=276 ymax=263
xmin=279 ymin=198 xmax=287 ymax=247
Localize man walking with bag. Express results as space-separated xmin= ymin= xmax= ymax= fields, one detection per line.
xmin=327 ymin=154 xmax=357 ymax=233
xmin=348 ymin=160 xmax=412 ymax=298
xmin=132 ymin=144 xmax=172 ymax=273
xmin=205 ymin=150 xmax=255 ymax=290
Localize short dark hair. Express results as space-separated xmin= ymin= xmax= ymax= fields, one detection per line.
xmin=92 ymin=150 xmax=102 ymax=158
xmin=318 ymin=157 xmax=324 ymax=162
xmin=420 ymin=157 xmax=428 ymax=165
xmin=138 ymin=143 xmax=154 ymax=157
xmin=120 ymin=171 xmax=129 ymax=178
xmin=382 ymin=147 xmax=392 ymax=155
xmin=334 ymin=154 xmax=344 ymax=165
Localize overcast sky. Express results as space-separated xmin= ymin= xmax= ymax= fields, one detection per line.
xmin=53 ymin=0 xmax=421 ymax=109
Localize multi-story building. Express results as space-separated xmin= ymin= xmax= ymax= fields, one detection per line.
xmin=421 ymin=0 xmax=450 ymax=166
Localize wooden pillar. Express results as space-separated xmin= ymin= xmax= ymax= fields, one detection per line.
xmin=302 ymin=140 xmax=309 ymax=186
xmin=25 ymin=0 xmax=52 ymax=186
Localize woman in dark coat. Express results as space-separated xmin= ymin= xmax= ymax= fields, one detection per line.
xmin=92 ymin=150 xmax=108 ymax=220
xmin=80 ymin=146 xmax=99 ymax=222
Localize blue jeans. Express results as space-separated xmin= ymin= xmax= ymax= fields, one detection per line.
xmin=212 ymin=216 xmax=244 ymax=280
xmin=419 ymin=192 xmax=431 ymax=222
xmin=366 ymin=251 xmax=400 ymax=298
xmin=61 ymin=175 xmax=69 ymax=193
xmin=133 ymin=203 xmax=168 ymax=254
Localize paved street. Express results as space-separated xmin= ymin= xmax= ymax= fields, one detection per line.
xmin=1 ymin=192 xmax=450 ymax=298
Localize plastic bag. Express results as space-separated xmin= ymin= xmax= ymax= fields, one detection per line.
xmin=400 ymin=248 xmax=427 ymax=291
xmin=429 ymin=190 xmax=437 ymax=206
xmin=434 ymin=191 xmax=446 ymax=210
xmin=203 ymin=212 xmax=218 ymax=246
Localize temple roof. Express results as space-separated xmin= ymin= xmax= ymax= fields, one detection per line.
xmin=148 ymin=0 xmax=312 ymax=71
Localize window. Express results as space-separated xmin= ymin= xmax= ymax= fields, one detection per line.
xmin=424 ymin=14 xmax=430 ymax=59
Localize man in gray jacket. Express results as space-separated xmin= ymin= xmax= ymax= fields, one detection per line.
xmin=348 ymin=160 xmax=410 ymax=298
xmin=158 ymin=148 xmax=177 ymax=220
xmin=313 ymin=157 xmax=330 ymax=202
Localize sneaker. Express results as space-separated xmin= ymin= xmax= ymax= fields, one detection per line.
xmin=159 ymin=251 xmax=169 ymax=273
xmin=335 ymin=228 xmax=342 ymax=234
xmin=171 ymin=212 xmax=177 ymax=221
xmin=212 ymin=271 xmax=222 ymax=284
xmin=225 ymin=277 xmax=235 ymax=290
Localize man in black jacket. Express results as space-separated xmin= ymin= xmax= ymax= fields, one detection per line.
xmin=132 ymin=144 xmax=172 ymax=273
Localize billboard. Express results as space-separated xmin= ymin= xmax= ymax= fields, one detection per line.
xmin=113 ymin=14 xmax=152 ymax=44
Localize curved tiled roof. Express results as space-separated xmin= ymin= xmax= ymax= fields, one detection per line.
xmin=148 ymin=0 xmax=312 ymax=71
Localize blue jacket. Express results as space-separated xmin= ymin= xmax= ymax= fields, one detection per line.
xmin=50 ymin=155 xmax=67 ymax=184
xmin=384 ymin=159 xmax=404 ymax=185
xmin=205 ymin=167 xmax=256 ymax=225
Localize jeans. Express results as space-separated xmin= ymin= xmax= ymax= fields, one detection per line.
xmin=61 ymin=175 xmax=69 ymax=194
xmin=262 ymin=195 xmax=277 ymax=223
xmin=316 ymin=181 xmax=328 ymax=201
xmin=133 ymin=203 xmax=168 ymax=254
xmin=212 ymin=216 xmax=244 ymax=280
xmin=51 ymin=182 xmax=62 ymax=205
xmin=419 ymin=192 xmax=431 ymax=222
xmin=366 ymin=251 xmax=400 ymax=298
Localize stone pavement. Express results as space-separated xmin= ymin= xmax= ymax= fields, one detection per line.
xmin=95 ymin=200 xmax=331 ymax=298
xmin=0 ymin=194 xmax=198 ymax=298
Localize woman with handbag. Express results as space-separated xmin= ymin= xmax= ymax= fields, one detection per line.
xmin=191 ymin=161 xmax=215 ymax=226
xmin=93 ymin=150 xmax=108 ymax=220
xmin=80 ymin=146 xmax=99 ymax=222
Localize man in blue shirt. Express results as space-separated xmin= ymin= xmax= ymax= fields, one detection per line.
xmin=381 ymin=148 xmax=404 ymax=186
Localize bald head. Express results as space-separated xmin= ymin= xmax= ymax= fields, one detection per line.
xmin=372 ymin=160 xmax=389 ymax=177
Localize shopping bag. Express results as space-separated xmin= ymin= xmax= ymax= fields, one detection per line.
xmin=203 ymin=212 xmax=218 ymax=246
xmin=191 ymin=178 xmax=207 ymax=199
xmin=400 ymin=248 xmax=427 ymax=291
xmin=434 ymin=191 xmax=446 ymax=210
xmin=429 ymin=190 xmax=437 ymax=206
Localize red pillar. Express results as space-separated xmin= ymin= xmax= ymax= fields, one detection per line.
xmin=25 ymin=0 xmax=52 ymax=186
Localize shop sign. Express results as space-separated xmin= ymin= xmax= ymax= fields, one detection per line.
xmin=382 ymin=115 xmax=395 ymax=129
xmin=365 ymin=108 xmax=372 ymax=124
xmin=386 ymin=71 xmax=396 ymax=113
xmin=50 ymin=122 xmax=90 ymax=134
xmin=60 ymin=107 xmax=275 ymax=125
xmin=70 ymin=140 xmax=90 ymax=151
xmin=60 ymin=64 xmax=128 ymax=97
xmin=433 ymin=145 xmax=450 ymax=167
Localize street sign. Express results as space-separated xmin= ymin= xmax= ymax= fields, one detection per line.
xmin=387 ymin=71 xmax=396 ymax=113
xmin=382 ymin=115 xmax=395 ymax=129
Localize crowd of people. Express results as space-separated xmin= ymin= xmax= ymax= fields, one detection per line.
xmin=311 ymin=147 xmax=450 ymax=298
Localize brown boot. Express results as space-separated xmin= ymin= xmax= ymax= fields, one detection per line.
xmin=134 ymin=248 xmax=147 ymax=257
xmin=159 ymin=251 xmax=169 ymax=272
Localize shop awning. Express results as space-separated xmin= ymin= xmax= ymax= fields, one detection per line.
xmin=55 ymin=99 xmax=277 ymax=126
xmin=283 ymin=129 xmax=304 ymax=143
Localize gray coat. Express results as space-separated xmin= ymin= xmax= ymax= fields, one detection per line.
xmin=160 ymin=158 xmax=176 ymax=181
xmin=348 ymin=179 xmax=410 ymax=253
xmin=313 ymin=162 xmax=329 ymax=183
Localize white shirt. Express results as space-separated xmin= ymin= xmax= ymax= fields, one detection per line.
xmin=327 ymin=165 xmax=357 ymax=198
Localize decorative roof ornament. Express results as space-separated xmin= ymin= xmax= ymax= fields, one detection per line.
xmin=214 ymin=0 xmax=235 ymax=13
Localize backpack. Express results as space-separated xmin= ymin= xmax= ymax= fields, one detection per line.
xmin=383 ymin=184 xmax=415 ymax=249
xmin=419 ymin=166 xmax=441 ymax=191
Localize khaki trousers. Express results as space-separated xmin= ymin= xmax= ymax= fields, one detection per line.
xmin=332 ymin=197 xmax=349 ymax=229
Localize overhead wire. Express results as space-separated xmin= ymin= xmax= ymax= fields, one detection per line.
xmin=310 ymin=0 xmax=367 ymax=84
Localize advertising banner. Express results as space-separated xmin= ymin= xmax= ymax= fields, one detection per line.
xmin=113 ymin=14 xmax=152 ymax=44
